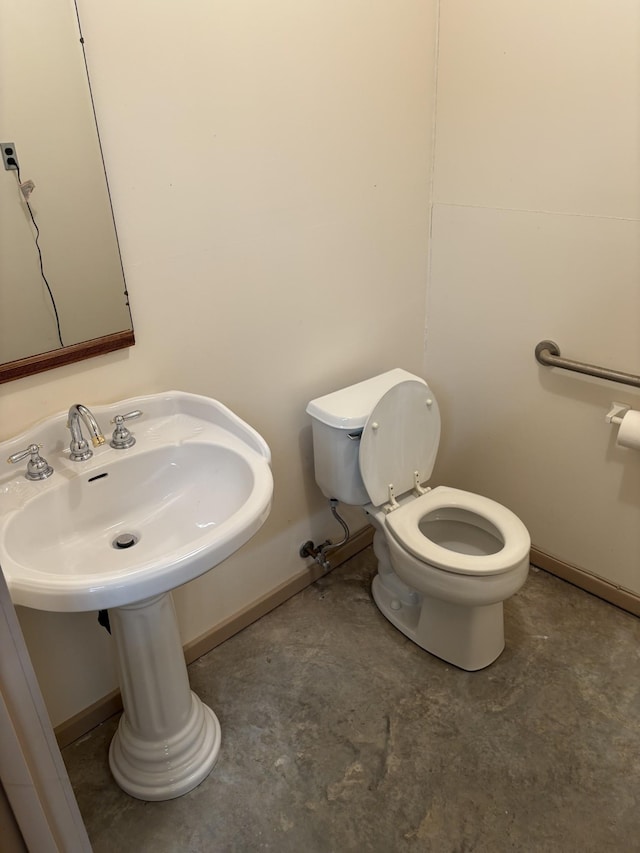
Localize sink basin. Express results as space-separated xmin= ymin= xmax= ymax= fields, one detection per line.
xmin=0 ymin=391 xmax=273 ymax=801
xmin=0 ymin=391 xmax=273 ymax=611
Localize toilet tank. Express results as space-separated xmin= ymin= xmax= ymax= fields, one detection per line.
xmin=306 ymin=369 xmax=419 ymax=505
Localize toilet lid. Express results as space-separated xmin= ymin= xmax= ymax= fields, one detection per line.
xmin=359 ymin=379 xmax=440 ymax=507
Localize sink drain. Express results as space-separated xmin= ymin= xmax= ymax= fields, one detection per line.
xmin=113 ymin=533 xmax=138 ymax=550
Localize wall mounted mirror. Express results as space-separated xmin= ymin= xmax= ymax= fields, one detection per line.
xmin=0 ymin=0 xmax=134 ymax=384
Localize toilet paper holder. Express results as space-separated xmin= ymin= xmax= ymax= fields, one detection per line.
xmin=606 ymin=402 xmax=631 ymax=425
xmin=606 ymin=402 xmax=640 ymax=451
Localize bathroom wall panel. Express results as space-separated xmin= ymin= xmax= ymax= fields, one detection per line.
xmin=0 ymin=0 xmax=438 ymax=725
xmin=427 ymin=205 xmax=640 ymax=592
xmin=433 ymin=0 xmax=640 ymax=219
xmin=428 ymin=0 xmax=640 ymax=595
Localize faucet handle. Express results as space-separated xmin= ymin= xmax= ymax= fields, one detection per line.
xmin=7 ymin=444 xmax=54 ymax=481
xmin=110 ymin=410 xmax=143 ymax=450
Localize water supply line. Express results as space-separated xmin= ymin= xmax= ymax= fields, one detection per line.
xmin=300 ymin=499 xmax=351 ymax=572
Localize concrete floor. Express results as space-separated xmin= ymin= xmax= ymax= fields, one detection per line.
xmin=63 ymin=547 xmax=640 ymax=852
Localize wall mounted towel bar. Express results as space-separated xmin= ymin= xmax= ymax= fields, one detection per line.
xmin=535 ymin=340 xmax=640 ymax=389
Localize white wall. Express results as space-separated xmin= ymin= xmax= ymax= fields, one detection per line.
xmin=0 ymin=1 xmax=438 ymax=726
xmin=427 ymin=1 xmax=640 ymax=592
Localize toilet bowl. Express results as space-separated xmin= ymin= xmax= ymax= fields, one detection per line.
xmin=367 ymin=486 xmax=530 ymax=670
xmin=306 ymin=369 xmax=530 ymax=670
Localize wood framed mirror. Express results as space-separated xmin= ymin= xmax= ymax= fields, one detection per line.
xmin=0 ymin=0 xmax=134 ymax=384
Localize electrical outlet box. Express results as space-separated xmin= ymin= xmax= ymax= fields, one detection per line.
xmin=2 ymin=143 xmax=19 ymax=171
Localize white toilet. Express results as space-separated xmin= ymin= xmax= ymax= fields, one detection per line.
xmin=306 ymin=368 xmax=530 ymax=671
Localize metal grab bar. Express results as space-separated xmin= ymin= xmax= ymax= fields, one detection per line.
xmin=535 ymin=340 xmax=640 ymax=389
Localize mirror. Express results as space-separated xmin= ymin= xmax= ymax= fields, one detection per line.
xmin=0 ymin=0 xmax=134 ymax=384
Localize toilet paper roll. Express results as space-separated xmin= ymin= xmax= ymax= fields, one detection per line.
xmin=616 ymin=409 xmax=640 ymax=450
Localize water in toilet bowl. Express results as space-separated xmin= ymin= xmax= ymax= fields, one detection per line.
xmin=419 ymin=509 xmax=504 ymax=557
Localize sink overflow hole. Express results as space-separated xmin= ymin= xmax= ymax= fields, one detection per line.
xmin=88 ymin=472 xmax=109 ymax=483
xmin=113 ymin=533 xmax=138 ymax=550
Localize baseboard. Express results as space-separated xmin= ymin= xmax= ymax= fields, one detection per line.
xmin=530 ymin=547 xmax=640 ymax=618
xmin=54 ymin=525 xmax=375 ymax=749
xmin=55 ymin=690 xmax=123 ymax=750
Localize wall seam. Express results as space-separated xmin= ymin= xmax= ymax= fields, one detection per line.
xmin=431 ymin=199 xmax=640 ymax=224
xmin=424 ymin=0 xmax=442 ymax=375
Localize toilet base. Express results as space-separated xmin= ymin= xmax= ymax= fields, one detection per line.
xmin=371 ymin=572 xmax=505 ymax=671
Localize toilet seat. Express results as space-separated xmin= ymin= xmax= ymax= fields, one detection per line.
xmin=356 ymin=378 xmax=530 ymax=580
xmin=384 ymin=486 xmax=530 ymax=577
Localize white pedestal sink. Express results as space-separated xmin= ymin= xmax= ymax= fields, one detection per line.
xmin=0 ymin=392 xmax=273 ymax=800
xmin=108 ymin=593 xmax=221 ymax=800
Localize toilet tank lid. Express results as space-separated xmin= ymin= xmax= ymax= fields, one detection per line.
xmin=306 ymin=368 xmax=425 ymax=429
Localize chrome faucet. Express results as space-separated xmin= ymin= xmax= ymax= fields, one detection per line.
xmin=67 ymin=404 xmax=106 ymax=461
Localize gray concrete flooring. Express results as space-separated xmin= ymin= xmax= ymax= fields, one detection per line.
xmin=62 ymin=547 xmax=640 ymax=852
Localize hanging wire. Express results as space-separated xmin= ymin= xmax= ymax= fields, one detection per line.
xmin=12 ymin=162 xmax=65 ymax=348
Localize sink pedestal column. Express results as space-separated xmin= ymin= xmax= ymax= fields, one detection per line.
xmin=108 ymin=592 xmax=221 ymax=801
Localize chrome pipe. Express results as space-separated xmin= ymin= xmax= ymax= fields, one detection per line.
xmin=535 ymin=340 xmax=640 ymax=389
